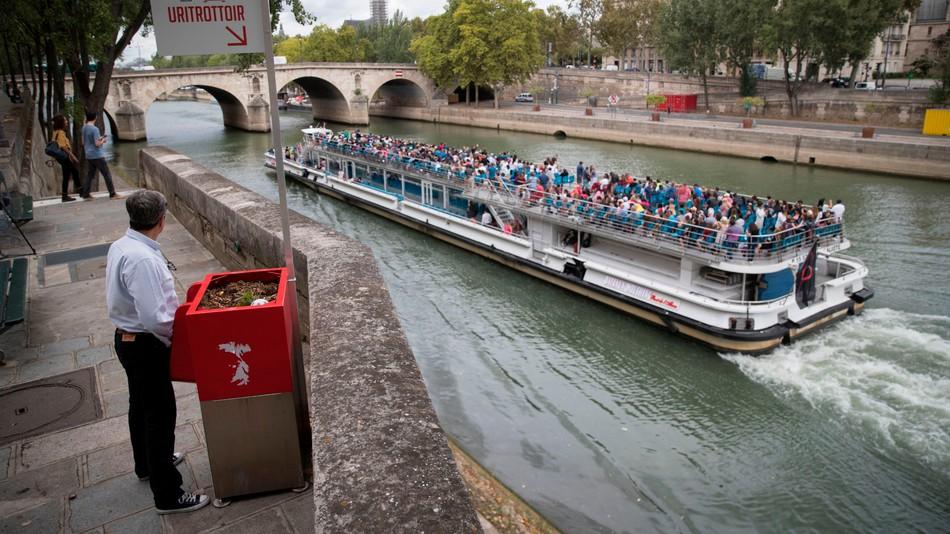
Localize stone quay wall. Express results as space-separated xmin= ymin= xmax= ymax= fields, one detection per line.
xmin=138 ymin=147 xmax=482 ymax=533
xmin=0 ymin=90 xmax=57 ymax=198
xmin=374 ymin=106 xmax=950 ymax=181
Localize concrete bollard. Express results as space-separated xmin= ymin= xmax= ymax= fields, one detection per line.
xmin=862 ymin=127 xmax=875 ymax=139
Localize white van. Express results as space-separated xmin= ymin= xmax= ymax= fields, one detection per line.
xmin=853 ymin=81 xmax=879 ymax=91
xmin=514 ymin=92 xmax=534 ymax=102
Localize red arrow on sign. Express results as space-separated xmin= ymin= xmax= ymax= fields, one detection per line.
xmin=226 ymin=26 xmax=248 ymax=47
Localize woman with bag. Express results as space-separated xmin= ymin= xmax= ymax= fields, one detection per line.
xmin=51 ymin=115 xmax=81 ymax=202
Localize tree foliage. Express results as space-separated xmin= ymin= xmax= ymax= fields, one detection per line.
xmin=596 ymin=0 xmax=663 ymax=62
xmin=568 ymin=0 xmax=603 ymax=66
xmin=656 ymin=0 xmax=720 ymax=109
xmin=534 ymin=5 xmax=583 ymax=66
xmin=412 ymin=0 xmax=544 ymax=106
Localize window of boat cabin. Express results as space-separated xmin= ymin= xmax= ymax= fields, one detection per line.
xmin=447 ymin=188 xmax=468 ymax=216
xmin=429 ymin=184 xmax=446 ymax=210
xmin=368 ymin=166 xmax=385 ymax=188
xmin=404 ymin=177 xmax=423 ymax=202
xmin=386 ymin=173 xmax=403 ymax=195
xmin=354 ymin=163 xmax=369 ymax=181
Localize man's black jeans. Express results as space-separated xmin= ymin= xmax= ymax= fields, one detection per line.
xmin=114 ymin=331 xmax=183 ymax=507
xmin=84 ymin=158 xmax=116 ymax=196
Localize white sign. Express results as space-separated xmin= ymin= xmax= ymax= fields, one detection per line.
xmin=393 ymin=70 xmax=404 ymax=78
xmin=219 ymin=342 xmax=251 ymax=386
xmin=608 ymin=94 xmax=619 ymax=105
xmin=150 ymin=0 xmax=268 ymax=56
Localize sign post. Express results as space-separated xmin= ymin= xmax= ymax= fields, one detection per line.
xmin=151 ymin=0 xmax=310 ymax=457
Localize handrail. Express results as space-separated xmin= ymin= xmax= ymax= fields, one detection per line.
xmin=304 ymin=142 xmax=846 ymax=264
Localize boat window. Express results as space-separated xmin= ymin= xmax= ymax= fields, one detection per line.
xmin=386 ymin=173 xmax=403 ymax=194
xmin=404 ymin=177 xmax=422 ymax=202
xmin=368 ymin=169 xmax=385 ymax=188
xmin=429 ymin=184 xmax=445 ymax=209
xmin=354 ymin=163 xmax=368 ymax=180
xmin=448 ymin=188 xmax=468 ymax=216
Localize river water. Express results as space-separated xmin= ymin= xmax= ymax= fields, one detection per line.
xmin=111 ymin=101 xmax=950 ymax=533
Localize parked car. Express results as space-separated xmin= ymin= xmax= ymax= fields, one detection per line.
xmin=514 ymin=92 xmax=534 ymax=103
xmin=603 ymin=64 xmax=619 ymax=71
xmin=854 ymin=81 xmax=880 ymax=91
xmin=565 ymin=64 xmax=576 ymax=69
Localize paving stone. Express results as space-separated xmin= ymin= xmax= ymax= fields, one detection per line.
xmin=207 ymin=507 xmax=293 ymax=534
xmin=85 ymin=442 xmax=134 ymax=487
xmin=77 ymin=346 xmax=114 ymax=368
xmin=15 ymin=353 xmax=76 ymax=383
xmin=185 ymin=449 xmax=212 ymax=491
xmin=37 ymin=337 xmax=90 ymax=357
xmin=98 ymin=359 xmax=123 ymax=375
xmin=0 ymin=345 xmax=38 ymax=364
xmin=99 ymin=369 xmax=128 ymax=394
xmin=20 ymin=416 xmax=128 ymax=471
xmin=175 ymin=424 xmax=202 ymax=454
xmin=172 ymin=381 xmax=197 ymax=399
xmin=163 ymin=488 xmax=295 ymax=534
xmin=0 ymin=498 xmax=63 ymax=534
xmin=101 ymin=388 xmax=129 ymax=419
xmin=103 ymin=508 xmax=163 ymax=534
xmin=0 ymin=447 xmax=10 ymax=481
xmin=0 ymin=365 xmax=17 ymax=387
xmin=279 ymin=493 xmax=315 ymax=534
xmin=176 ymin=394 xmax=202 ymax=423
xmin=0 ymin=458 xmax=80 ymax=517
xmin=67 ymin=469 xmax=154 ymax=532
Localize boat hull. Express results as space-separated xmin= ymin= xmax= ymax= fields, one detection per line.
xmin=269 ymin=159 xmax=867 ymax=354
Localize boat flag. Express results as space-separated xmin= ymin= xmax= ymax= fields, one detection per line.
xmin=796 ymin=242 xmax=818 ymax=307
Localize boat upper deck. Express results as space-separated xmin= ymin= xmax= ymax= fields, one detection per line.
xmin=291 ymin=137 xmax=849 ymax=269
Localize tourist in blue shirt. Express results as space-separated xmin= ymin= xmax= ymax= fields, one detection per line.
xmin=81 ymin=111 xmax=120 ymax=199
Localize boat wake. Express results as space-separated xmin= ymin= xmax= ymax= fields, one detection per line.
xmin=723 ymin=308 xmax=950 ymax=476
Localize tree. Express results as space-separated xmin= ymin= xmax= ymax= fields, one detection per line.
xmin=596 ymin=0 xmax=663 ymax=67
xmin=568 ymin=0 xmax=603 ymax=67
xmin=656 ymin=0 xmax=720 ymax=110
xmin=762 ymin=0 xmax=825 ymax=115
xmin=535 ymin=5 xmax=583 ymax=66
xmin=411 ymin=6 xmax=462 ymax=93
xmin=274 ymin=37 xmax=308 ymax=63
xmin=412 ymin=0 xmax=543 ymax=107
xmin=356 ymin=10 xmax=416 ymax=63
xmin=926 ymin=29 xmax=950 ymax=104
xmin=713 ymin=0 xmax=773 ymax=96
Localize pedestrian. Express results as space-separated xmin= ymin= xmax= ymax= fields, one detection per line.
xmin=82 ymin=111 xmax=120 ymax=200
xmin=106 ymin=191 xmax=209 ymax=515
xmin=51 ymin=115 xmax=80 ymax=202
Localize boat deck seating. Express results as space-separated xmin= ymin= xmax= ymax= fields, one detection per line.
xmin=0 ymin=257 xmax=28 ymax=360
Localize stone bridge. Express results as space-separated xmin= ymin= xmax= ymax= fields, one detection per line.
xmin=100 ymin=63 xmax=442 ymax=140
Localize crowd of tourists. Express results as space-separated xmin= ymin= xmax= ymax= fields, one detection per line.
xmin=289 ymin=129 xmax=845 ymax=258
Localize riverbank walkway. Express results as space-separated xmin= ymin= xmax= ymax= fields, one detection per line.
xmin=498 ymin=101 xmax=950 ymax=147
xmin=0 ymin=190 xmax=316 ymax=533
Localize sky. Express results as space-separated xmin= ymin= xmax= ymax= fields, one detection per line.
xmin=123 ymin=0 xmax=565 ymax=64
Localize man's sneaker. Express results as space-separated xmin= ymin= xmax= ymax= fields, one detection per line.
xmin=110 ymin=193 xmax=124 ymax=200
xmin=156 ymin=492 xmax=209 ymax=515
xmin=62 ymin=196 xmax=77 ymax=202
xmin=137 ymin=452 xmax=185 ymax=481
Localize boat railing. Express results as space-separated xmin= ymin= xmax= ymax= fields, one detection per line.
xmin=307 ymin=142 xmax=846 ymax=264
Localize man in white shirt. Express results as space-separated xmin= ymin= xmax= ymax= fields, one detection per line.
xmin=106 ymin=191 xmax=209 ymax=515
xmin=831 ymin=200 xmax=845 ymax=223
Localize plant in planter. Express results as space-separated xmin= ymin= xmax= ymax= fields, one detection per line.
xmin=580 ymin=88 xmax=597 ymax=115
xmin=646 ymin=94 xmax=666 ymax=121
xmin=739 ymin=96 xmax=764 ymax=128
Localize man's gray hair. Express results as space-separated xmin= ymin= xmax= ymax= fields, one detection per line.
xmin=126 ymin=190 xmax=167 ymax=231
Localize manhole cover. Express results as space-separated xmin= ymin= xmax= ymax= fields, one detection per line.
xmin=0 ymin=368 xmax=101 ymax=445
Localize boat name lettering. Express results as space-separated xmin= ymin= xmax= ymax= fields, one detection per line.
xmin=649 ymin=293 xmax=679 ymax=310
xmin=604 ymin=276 xmax=651 ymax=300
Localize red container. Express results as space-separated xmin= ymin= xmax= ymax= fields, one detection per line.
xmin=170 ymin=268 xmax=293 ymax=402
xmin=657 ymin=93 xmax=698 ymax=113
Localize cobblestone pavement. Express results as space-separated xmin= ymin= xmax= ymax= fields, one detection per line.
xmin=1 ymin=191 xmax=314 ymax=533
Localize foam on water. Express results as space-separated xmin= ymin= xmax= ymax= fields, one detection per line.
xmin=723 ymin=308 xmax=950 ymax=476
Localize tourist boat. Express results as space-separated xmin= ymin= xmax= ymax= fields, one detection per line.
xmin=265 ymin=130 xmax=873 ymax=354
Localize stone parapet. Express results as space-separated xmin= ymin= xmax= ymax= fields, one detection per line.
xmin=373 ymin=105 xmax=950 ymax=181
xmin=0 ymin=90 xmax=56 ymax=197
xmin=138 ymin=147 xmax=482 ymax=533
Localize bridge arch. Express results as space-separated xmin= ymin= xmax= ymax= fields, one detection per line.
xmin=279 ymin=76 xmax=353 ymax=125
xmin=368 ymin=78 xmax=430 ymax=110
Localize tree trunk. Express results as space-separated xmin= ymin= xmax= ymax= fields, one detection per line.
xmin=466 ymin=84 xmax=470 ymax=105
xmin=34 ymin=37 xmax=47 ymax=140
xmin=848 ymin=61 xmax=859 ymax=89
xmin=1 ymin=34 xmax=14 ymax=86
xmin=494 ymin=85 xmax=499 ymax=109
xmin=475 ymin=84 xmax=479 ymax=108
xmin=16 ymin=44 xmax=29 ymax=88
